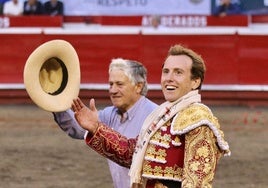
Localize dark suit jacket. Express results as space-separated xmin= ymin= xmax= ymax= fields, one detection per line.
xmin=44 ymin=1 xmax=64 ymax=16
xmin=23 ymin=1 xmax=44 ymax=15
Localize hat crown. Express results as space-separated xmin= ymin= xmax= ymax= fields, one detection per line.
xmin=39 ymin=57 xmax=68 ymax=95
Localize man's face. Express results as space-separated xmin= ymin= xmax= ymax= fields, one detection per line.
xmin=161 ymin=55 xmax=199 ymax=102
xmin=109 ymin=69 xmax=141 ymax=112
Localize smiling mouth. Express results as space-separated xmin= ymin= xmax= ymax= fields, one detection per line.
xmin=166 ymin=85 xmax=177 ymax=90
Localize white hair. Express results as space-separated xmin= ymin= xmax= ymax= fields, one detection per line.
xmin=109 ymin=58 xmax=148 ymax=96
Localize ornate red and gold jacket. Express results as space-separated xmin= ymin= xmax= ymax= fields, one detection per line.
xmin=85 ymin=103 xmax=230 ymax=188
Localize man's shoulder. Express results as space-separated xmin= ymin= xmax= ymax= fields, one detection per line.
xmin=185 ymin=103 xmax=211 ymax=113
xmin=143 ymin=97 xmax=158 ymax=108
xmin=171 ymin=103 xmax=219 ymax=133
xmin=179 ymin=103 xmax=213 ymax=121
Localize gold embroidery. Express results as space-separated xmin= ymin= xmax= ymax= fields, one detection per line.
xmin=173 ymin=165 xmax=183 ymax=179
xmin=154 ymin=166 xmax=163 ymax=176
xmin=172 ymin=135 xmax=181 ymax=146
xmin=150 ymin=129 xmax=171 ymax=148
xmin=151 ymin=131 xmax=162 ymax=143
xmin=142 ymin=161 xmax=183 ymax=181
xmin=172 ymin=104 xmax=219 ymax=131
xmin=143 ymin=161 xmax=153 ymax=175
xmin=143 ymin=119 xmax=183 ymax=180
xmin=145 ymin=144 xmax=167 ymax=163
xmin=141 ymin=104 xmax=229 ymax=187
xmin=171 ymin=103 xmax=230 ymax=156
xmin=89 ymin=124 xmax=134 ymax=168
xmin=156 ymin=149 xmax=167 ymax=162
xmin=145 ymin=145 xmax=156 ymax=159
xmin=163 ymin=167 xmax=174 ymax=178
xmin=162 ymin=134 xmax=171 ymax=146
xmin=182 ymin=126 xmax=221 ymax=188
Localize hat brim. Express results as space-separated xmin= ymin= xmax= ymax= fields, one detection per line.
xmin=23 ymin=40 xmax=80 ymax=112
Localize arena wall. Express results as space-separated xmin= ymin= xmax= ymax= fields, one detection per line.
xmin=0 ymin=15 xmax=267 ymax=106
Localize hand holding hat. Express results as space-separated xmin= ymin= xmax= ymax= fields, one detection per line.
xmin=23 ymin=40 xmax=81 ymax=112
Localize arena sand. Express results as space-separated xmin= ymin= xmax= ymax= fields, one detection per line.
xmin=0 ymin=104 xmax=267 ymax=188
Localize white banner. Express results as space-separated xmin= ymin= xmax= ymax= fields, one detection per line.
xmin=59 ymin=0 xmax=211 ymax=16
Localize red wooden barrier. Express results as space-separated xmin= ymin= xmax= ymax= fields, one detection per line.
xmin=1 ymin=31 xmax=265 ymax=85
xmin=0 ymin=16 xmax=63 ymax=28
xmin=0 ymin=15 xmax=267 ymax=106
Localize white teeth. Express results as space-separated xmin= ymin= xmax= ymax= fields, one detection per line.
xmin=166 ymin=86 xmax=176 ymax=90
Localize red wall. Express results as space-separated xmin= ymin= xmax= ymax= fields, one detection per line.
xmin=0 ymin=14 xmax=268 ymax=106
xmin=0 ymin=31 xmax=267 ymax=85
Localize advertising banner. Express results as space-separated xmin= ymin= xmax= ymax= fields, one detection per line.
xmin=61 ymin=0 xmax=211 ymax=16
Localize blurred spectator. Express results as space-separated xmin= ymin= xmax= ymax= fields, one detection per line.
xmin=151 ymin=15 xmax=161 ymax=29
xmin=44 ymin=0 xmax=63 ymax=16
xmin=0 ymin=0 xmax=9 ymax=14
xmin=23 ymin=0 xmax=44 ymax=15
xmin=3 ymin=0 xmax=23 ymax=16
xmin=213 ymin=0 xmax=241 ymax=17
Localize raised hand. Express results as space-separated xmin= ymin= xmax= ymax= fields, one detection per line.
xmin=72 ymin=98 xmax=99 ymax=134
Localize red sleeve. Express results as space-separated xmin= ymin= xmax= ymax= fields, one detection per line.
xmin=85 ymin=123 xmax=137 ymax=168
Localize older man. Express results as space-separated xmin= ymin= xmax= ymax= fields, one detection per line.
xmin=54 ymin=58 xmax=157 ymax=188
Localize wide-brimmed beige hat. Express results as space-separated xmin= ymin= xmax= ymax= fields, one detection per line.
xmin=23 ymin=40 xmax=80 ymax=112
